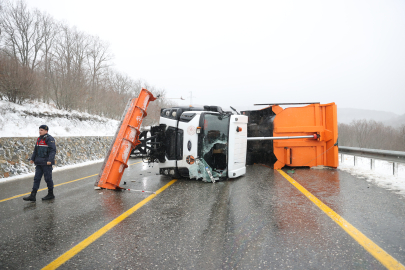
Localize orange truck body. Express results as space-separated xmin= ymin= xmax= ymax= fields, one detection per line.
xmin=95 ymin=89 xmax=156 ymax=190
xmin=269 ymin=103 xmax=338 ymax=169
xmin=243 ymin=102 xmax=338 ymax=170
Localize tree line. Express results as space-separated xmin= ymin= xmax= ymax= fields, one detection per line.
xmin=3 ymin=1 xmax=404 ymax=151
xmin=338 ymin=119 xmax=405 ymax=151
xmin=0 ymin=0 xmax=174 ymax=123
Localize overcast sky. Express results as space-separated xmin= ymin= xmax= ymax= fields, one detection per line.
xmin=27 ymin=0 xmax=405 ymax=114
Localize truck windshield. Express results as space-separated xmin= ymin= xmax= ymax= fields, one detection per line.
xmin=200 ymin=113 xmax=230 ymax=176
xmin=188 ymin=113 xmax=230 ymax=182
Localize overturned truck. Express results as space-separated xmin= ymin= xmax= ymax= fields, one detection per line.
xmin=96 ymin=89 xmax=338 ymax=189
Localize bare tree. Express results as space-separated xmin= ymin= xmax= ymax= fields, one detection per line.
xmin=38 ymin=12 xmax=58 ymax=103
xmin=86 ymin=35 xmax=112 ymax=113
xmin=142 ymin=85 xmax=177 ymax=126
xmin=399 ymin=125 xmax=405 ymax=151
xmin=0 ymin=52 xmax=36 ymax=103
xmin=48 ymin=24 xmax=89 ymax=110
xmin=0 ymin=0 xmax=47 ymax=103
xmin=351 ymin=120 xmax=376 ymax=148
xmin=0 ymin=0 xmax=169 ymax=120
xmin=0 ymin=0 xmax=4 ymax=42
xmin=338 ymin=120 xmax=405 ymax=151
xmin=0 ymin=1 xmax=45 ymax=70
xmin=102 ymin=70 xmax=141 ymax=118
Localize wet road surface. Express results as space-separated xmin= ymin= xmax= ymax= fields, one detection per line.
xmin=0 ymin=160 xmax=404 ymax=269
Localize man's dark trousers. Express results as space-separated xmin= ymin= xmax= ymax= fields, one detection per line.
xmin=33 ymin=165 xmax=54 ymax=191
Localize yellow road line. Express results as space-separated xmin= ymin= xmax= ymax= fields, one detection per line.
xmin=0 ymin=161 xmax=143 ymax=203
xmin=0 ymin=174 xmax=98 ymax=203
xmin=277 ymin=169 xmax=405 ymax=270
xmin=128 ymin=161 xmax=143 ymax=166
xmin=42 ymin=179 xmax=177 ymax=270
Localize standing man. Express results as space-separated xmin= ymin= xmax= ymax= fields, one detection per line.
xmin=23 ymin=125 xmax=56 ymax=201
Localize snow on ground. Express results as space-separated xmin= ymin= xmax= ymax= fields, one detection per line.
xmin=0 ymin=100 xmax=119 ymax=137
xmin=338 ymin=154 xmax=405 ymax=197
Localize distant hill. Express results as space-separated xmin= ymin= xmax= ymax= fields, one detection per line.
xmin=233 ymin=106 xmax=405 ymax=127
xmin=337 ymin=108 xmax=405 ymax=126
xmin=388 ymin=114 xmax=405 ymax=127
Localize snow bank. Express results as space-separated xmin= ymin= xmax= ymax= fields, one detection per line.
xmin=339 ymin=154 xmax=405 ymax=197
xmin=0 ymin=100 xmax=119 ymax=137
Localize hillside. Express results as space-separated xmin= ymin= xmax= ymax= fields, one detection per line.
xmin=387 ymin=114 xmax=405 ymax=127
xmin=337 ymin=108 xmax=405 ymax=126
xmin=0 ymin=100 xmax=119 ymax=137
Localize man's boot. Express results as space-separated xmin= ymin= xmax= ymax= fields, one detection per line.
xmin=23 ymin=191 xmax=37 ymax=202
xmin=42 ymin=189 xmax=55 ymax=200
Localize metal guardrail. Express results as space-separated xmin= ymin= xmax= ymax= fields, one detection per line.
xmin=339 ymin=146 xmax=405 ymax=163
xmin=338 ymin=146 xmax=405 ymax=176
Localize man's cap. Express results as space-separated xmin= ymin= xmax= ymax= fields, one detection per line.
xmin=39 ymin=125 xmax=49 ymax=131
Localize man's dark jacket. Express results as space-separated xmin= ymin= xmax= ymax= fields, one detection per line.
xmin=31 ymin=134 xmax=56 ymax=165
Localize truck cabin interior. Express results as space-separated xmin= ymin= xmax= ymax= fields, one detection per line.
xmin=197 ymin=112 xmax=230 ymax=178
xmin=203 ymin=141 xmax=227 ymax=172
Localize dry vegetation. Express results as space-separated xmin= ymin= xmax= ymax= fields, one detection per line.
xmin=338 ymin=120 xmax=405 ymax=151
xmin=0 ymin=0 xmax=175 ymax=124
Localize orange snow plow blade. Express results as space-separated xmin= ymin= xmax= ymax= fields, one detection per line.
xmin=95 ymin=88 xmax=156 ymax=190
xmin=272 ymin=103 xmax=338 ymax=169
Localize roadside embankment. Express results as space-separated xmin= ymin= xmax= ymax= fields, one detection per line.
xmin=0 ymin=136 xmax=113 ymax=179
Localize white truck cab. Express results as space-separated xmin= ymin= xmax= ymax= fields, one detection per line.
xmin=156 ymin=106 xmax=247 ymax=182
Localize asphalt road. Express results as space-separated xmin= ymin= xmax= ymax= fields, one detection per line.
xmin=0 ymin=159 xmax=404 ymax=269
